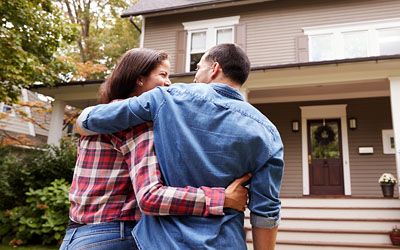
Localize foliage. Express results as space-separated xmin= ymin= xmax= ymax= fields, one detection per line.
xmin=379 ymin=173 xmax=397 ymax=185
xmin=0 ymin=139 xmax=77 ymax=210
xmin=0 ymin=179 xmax=70 ymax=246
xmin=58 ymin=0 xmax=141 ymax=80
xmin=0 ymin=0 xmax=78 ymax=102
xmin=0 ymin=244 xmax=58 ymax=250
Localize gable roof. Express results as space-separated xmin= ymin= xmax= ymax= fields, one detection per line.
xmin=121 ymin=0 xmax=250 ymax=17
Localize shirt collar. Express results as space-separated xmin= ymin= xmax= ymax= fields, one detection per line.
xmin=209 ymin=83 xmax=244 ymax=101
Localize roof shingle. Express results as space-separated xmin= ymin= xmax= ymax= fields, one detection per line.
xmin=121 ymin=0 xmax=245 ymax=17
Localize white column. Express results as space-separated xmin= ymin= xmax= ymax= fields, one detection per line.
xmin=47 ymin=100 xmax=66 ymax=146
xmin=389 ymin=77 xmax=400 ymax=195
xmin=140 ymin=16 xmax=145 ymax=48
xmin=240 ymin=87 xmax=248 ymax=102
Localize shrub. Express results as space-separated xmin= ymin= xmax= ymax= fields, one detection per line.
xmin=0 ymin=179 xmax=71 ymax=246
xmin=0 ymin=139 xmax=77 ymax=210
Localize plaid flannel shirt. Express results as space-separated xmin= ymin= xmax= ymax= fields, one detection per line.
xmin=69 ymin=122 xmax=225 ymax=224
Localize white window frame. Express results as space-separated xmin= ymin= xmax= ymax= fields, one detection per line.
xmin=0 ymin=103 xmax=16 ymax=117
xmin=183 ymin=16 xmax=240 ymax=72
xmin=303 ymin=18 xmax=400 ymax=61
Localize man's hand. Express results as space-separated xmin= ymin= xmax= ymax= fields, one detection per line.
xmin=224 ymin=173 xmax=251 ymax=211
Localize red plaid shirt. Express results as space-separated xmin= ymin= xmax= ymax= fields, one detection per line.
xmin=69 ymin=122 xmax=225 ymax=224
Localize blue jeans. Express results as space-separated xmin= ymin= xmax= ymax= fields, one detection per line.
xmin=59 ymin=221 xmax=137 ymax=250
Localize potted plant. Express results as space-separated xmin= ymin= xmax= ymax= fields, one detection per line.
xmin=378 ymin=173 xmax=397 ymax=197
xmin=390 ymin=225 xmax=400 ymax=245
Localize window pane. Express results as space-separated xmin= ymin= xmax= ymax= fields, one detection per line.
xmin=378 ymin=28 xmax=400 ymax=55
xmin=191 ymin=31 xmax=206 ymax=52
xmin=216 ymin=28 xmax=233 ymax=44
xmin=2 ymin=104 xmax=12 ymax=113
xmin=343 ymin=31 xmax=368 ymax=58
xmin=310 ymin=34 xmax=334 ymax=61
xmin=190 ymin=53 xmax=204 ymax=72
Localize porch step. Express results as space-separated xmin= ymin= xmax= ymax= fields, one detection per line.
xmin=244 ymin=198 xmax=400 ymax=250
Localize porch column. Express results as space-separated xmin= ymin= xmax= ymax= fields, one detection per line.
xmin=47 ymin=100 xmax=66 ymax=146
xmin=240 ymin=87 xmax=248 ymax=102
xmin=389 ymin=77 xmax=400 ymax=195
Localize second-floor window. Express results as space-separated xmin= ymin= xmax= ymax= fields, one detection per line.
xmin=304 ymin=18 xmax=400 ymax=62
xmin=183 ymin=16 xmax=239 ymax=72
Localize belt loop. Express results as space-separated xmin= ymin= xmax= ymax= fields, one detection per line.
xmin=120 ymin=221 xmax=125 ymax=240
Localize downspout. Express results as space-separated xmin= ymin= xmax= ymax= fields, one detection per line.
xmin=129 ymin=15 xmax=145 ymax=48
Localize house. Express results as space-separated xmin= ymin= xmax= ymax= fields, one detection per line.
xmin=34 ymin=0 xmax=400 ymax=249
xmin=0 ymin=89 xmax=51 ymax=145
xmin=0 ymin=89 xmax=77 ymax=146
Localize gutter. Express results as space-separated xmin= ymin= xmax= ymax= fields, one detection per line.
xmin=129 ymin=16 xmax=141 ymax=33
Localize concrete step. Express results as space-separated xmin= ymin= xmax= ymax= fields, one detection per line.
xmin=279 ymin=218 xmax=397 ymax=231
xmin=281 ymin=208 xmax=400 ymax=219
xmin=281 ymin=198 xmax=400 ymax=208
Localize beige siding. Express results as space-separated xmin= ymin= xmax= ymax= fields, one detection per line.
xmin=255 ymin=97 xmax=398 ymax=198
xmin=144 ymin=0 xmax=400 ymax=72
xmin=0 ymin=114 xmax=31 ymax=135
xmin=28 ymin=90 xmax=50 ymax=136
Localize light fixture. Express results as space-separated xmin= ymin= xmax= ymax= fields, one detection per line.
xmin=349 ymin=118 xmax=357 ymax=130
xmin=291 ymin=120 xmax=300 ymax=132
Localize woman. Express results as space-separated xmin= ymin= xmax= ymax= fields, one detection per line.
xmin=60 ymin=48 xmax=249 ymax=250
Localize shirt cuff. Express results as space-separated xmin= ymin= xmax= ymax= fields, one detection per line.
xmin=78 ymin=106 xmax=98 ymax=135
xmin=202 ymin=187 xmax=225 ymax=216
xmin=250 ymin=212 xmax=281 ymax=229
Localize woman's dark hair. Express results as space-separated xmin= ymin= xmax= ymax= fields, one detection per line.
xmin=205 ymin=43 xmax=250 ymax=85
xmin=98 ymin=48 xmax=168 ymax=104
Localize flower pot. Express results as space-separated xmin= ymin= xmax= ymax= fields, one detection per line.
xmin=390 ymin=232 xmax=400 ymax=245
xmin=381 ymin=183 xmax=394 ymax=197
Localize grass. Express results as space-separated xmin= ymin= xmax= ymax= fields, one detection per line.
xmin=0 ymin=245 xmax=58 ymax=250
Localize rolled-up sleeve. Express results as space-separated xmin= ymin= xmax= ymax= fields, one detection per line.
xmin=248 ymin=131 xmax=284 ymax=229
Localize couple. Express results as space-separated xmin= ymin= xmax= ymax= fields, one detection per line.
xmin=62 ymin=43 xmax=284 ymax=250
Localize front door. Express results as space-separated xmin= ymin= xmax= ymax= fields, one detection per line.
xmin=308 ymin=119 xmax=344 ymax=195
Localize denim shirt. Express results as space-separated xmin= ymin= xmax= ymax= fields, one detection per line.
xmin=80 ymin=83 xmax=284 ymax=250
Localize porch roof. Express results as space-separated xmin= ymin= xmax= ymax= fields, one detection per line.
xmin=31 ymin=55 xmax=400 ymax=108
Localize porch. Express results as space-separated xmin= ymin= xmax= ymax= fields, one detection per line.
xmin=245 ymin=198 xmax=400 ymax=249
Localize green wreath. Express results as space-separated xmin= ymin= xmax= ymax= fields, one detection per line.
xmin=314 ymin=125 xmax=335 ymax=145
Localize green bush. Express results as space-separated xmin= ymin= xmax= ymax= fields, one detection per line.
xmin=0 ymin=179 xmax=70 ymax=246
xmin=0 ymin=139 xmax=77 ymax=210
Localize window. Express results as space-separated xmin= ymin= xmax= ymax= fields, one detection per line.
xmin=0 ymin=103 xmax=15 ymax=117
xmin=183 ymin=16 xmax=239 ymax=72
xmin=304 ymin=18 xmax=400 ymax=61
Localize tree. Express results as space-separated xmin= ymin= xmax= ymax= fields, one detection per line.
xmin=0 ymin=0 xmax=78 ymax=102
xmin=58 ymin=0 xmax=141 ymax=79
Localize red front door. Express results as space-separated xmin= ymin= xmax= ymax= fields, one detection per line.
xmin=308 ymin=119 xmax=344 ymax=195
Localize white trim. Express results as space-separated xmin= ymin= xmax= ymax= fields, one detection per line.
xmin=21 ymin=89 xmax=36 ymax=137
xmin=300 ymin=104 xmax=351 ymax=196
xmin=182 ymin=16 xmax=240 ymax=31
xmin=303 ymin=18 xmax=400 ymax=35
xmin=388 ymin=76 xmax=400 ymax=196
xmin=140 ymin=16 xmax=145 ymax=48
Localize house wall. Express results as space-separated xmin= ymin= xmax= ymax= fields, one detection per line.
xmin=143 ymin=0 xmax=400 ymax=73
xmin=255 ymin=97 xmax=398 ymax=198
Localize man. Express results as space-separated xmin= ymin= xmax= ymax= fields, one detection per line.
xmin=78 ymin=43 xmax=284 ymax=250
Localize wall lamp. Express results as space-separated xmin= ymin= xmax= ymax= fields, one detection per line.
xmin=349 ymin=117 xmax=357 ymax=130
xmin=291 ymin=120 xmax=300 ymax=132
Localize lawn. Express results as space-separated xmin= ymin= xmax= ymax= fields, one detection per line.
xmin=0 ymin=245 xmax=58 ymax=250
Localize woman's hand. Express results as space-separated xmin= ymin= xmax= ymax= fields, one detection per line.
xmin=224 ymin=173 xmax=251 ymax=212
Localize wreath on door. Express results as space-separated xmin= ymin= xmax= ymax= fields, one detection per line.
xmin=314 ymin=125 xmax=335 ymax=145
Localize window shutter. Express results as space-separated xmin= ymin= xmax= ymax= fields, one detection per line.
xmin=175 ymin=30 xmax=187 ymax=73
xmin=235 ymin=23 xmax=246 ymax=51
xmin=296 ymin=35 xmax=309 ymax=62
